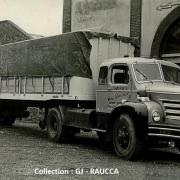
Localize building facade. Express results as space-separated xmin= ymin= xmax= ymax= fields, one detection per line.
xmin=63 ymin=0 xmax=180 ymax=63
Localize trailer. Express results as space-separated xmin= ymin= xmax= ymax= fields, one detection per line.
xmin=0 ymin=31 xmax=135 ymax=102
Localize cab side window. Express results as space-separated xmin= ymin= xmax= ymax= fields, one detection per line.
xmin=112 ymin=65 xmax=129 ymax=84
xmin=98 ymin=66 xmax=108 ymax=85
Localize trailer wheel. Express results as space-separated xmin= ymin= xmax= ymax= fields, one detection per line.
xmin=113 ymin=114 xmax=142 ymax=160
xmin=46 ymin=108 xmax=65 ymax=143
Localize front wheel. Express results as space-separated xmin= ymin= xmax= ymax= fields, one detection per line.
xmin=113 ymin=114 xmax=143 ymax=160
xmin=46 ymin=108 xmax=65 ymax=143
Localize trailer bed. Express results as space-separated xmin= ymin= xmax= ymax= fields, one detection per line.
xmin=0 ymin=31 xmax=137 ymax=102
xmin=0 ymin=76 xmax=77 ymax=101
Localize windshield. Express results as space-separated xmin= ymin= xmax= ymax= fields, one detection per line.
xmin=161 ymin=65 xmax=180 ymax=84
xmin=133 ymin=63 xmax=162 ymax=82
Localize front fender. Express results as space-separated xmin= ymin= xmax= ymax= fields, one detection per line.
xmin=143 ymin=101 xmax=164 ymax=124
xmin=109 ymin=102 xmax=148 ymax=139
xmin=111 ymin=101 xmax=148 ymax=120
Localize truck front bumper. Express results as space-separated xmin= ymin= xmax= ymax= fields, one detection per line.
xmin=148 ymin=123 xmax=180 ymax=139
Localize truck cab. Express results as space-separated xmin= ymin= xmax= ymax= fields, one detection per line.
xmin=95 ymin=57 xmax=180 ymax=159
xmin=37 ymin=56 xmax=180 ymax=160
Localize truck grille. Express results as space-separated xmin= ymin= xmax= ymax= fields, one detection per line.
xmin=162 ymin=99 xmax=180 ymax=120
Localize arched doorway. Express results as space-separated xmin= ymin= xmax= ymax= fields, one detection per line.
xmin=151 ymin=6 xmax=180 ymax=64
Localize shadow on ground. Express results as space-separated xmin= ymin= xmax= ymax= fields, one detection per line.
xmin=1 ymin=121 xmax=180 ymax=164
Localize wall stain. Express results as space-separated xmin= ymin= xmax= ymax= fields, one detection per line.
xmin=75 ymin=0 xmax=123 ymax=15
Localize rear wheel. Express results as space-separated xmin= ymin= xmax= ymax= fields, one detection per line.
xmin=113 ymin=114 xmax=143 ymax=160
xmin=46 ymin=108 xmax=65 ymax=142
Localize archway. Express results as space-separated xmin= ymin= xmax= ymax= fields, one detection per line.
xmin=151 ymin=6 xmax=180 ymax=64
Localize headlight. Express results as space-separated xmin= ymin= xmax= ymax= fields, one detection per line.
xmin=152 ymin=111 xmax=161 ymax=122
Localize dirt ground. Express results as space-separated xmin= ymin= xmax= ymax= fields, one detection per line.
xmin=1 ymin=119 xmax=180 ymax=180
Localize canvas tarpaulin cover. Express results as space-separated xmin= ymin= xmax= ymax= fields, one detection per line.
xmin=0 ymin=31 xmax=92 ymax=78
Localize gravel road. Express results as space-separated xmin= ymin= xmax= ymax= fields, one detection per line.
xmin=1 ymin=120 xmax=180 ymax=180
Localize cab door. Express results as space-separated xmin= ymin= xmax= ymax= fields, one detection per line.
xmin=96 ymin=63 xmax=132 ymax=114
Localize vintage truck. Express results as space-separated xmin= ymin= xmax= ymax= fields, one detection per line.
xmin=0 ymin=31 xmax=180 ymax=160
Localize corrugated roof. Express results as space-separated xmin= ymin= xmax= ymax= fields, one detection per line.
xmin=0 ymin=20 xmax=32 ymax=45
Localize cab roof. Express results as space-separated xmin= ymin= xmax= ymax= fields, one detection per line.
xmin=100 ymin=57 xmax=180 ymax=69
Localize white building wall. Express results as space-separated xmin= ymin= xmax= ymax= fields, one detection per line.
xmin=71 ymin=0 xmax=131 ymax=37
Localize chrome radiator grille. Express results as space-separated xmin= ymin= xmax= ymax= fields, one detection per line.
xmin=162 ymin=99 xmax=180 ymax=120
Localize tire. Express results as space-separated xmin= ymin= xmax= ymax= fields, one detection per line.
xmin=113 ymin=114 xmax=143 ymax=160
xmin=46 ymin=108 xmax=65 ymax=143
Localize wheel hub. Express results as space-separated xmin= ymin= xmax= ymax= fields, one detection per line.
xmin=117 ymin=126 xmax=129 ymax=150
